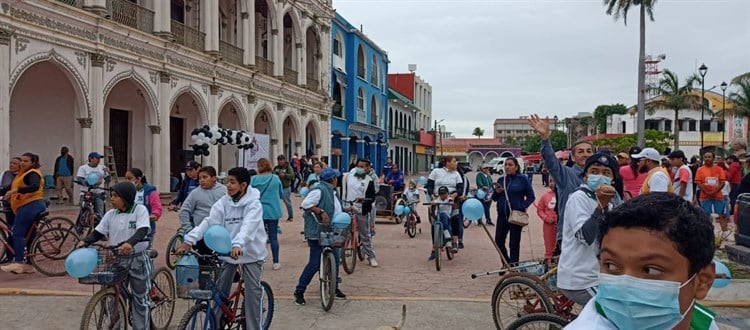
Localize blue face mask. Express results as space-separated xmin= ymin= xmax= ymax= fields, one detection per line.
xmin=586 ymin=174 xmax=612 ymax=191
xmin=596 ymin=273 xmax=695 ymax=330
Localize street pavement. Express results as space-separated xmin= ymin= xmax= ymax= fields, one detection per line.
xmin=2 ymin=173 xmax=750 ymax=329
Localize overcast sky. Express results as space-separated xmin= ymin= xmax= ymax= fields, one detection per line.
xmin=333 ymin=0 xmax=750 ymax=138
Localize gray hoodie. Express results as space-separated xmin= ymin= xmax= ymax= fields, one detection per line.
xmin=178 ymin=183 xmax=227 ymax=231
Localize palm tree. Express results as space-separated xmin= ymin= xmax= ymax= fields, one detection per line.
xmin=729 ymin=78 xmax=750 ymax=118
xmin=645 ymin=69 xmax=700 ymax=150
xmin=472 ymin=127 xmax=484 ymax=138
xmin=604 ymin=0 xmax=658 ymax=148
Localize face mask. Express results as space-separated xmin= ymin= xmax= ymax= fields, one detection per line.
xmin=596 ymin=273 xmax=696 ymax=330
xmin=353 ymin=168 xmax=365 ymax=177
xmin=586 ymin=174 xmax=611 ymax=191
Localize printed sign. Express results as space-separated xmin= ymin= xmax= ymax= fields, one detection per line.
xmin=238 ymin=133 xmax=270 ymax=171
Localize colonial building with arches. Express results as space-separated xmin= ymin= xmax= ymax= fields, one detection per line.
xmin=0 ymin=0 xmax=333 ymax=193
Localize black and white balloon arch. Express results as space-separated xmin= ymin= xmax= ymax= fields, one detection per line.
xmin=190 ymin=125 xmax=255 ymax=156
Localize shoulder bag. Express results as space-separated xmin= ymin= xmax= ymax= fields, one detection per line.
xmin=503 ymin=176 xmax=529 ymax=227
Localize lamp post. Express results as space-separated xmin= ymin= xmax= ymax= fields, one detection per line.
xmin=699 ymin=63 xmax=707 ymax=150
xmin=721 ymin=81 xmax=727 ymax=148
xmin=432 ymin=119 xmax=444 ymax=166
xmin=553 ymin=115 xmax=558 ymax=131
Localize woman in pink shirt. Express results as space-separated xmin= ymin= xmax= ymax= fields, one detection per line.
xmin=619 ymin=146 xmax=646 ymax=200
xmin=535 ymin=177 xmax=557 ymax=265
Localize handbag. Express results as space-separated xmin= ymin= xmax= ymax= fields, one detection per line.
xmin=503 ymin=176 xmax=529 ymax=227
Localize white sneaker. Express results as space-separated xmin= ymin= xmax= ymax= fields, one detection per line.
xmin=273 ymin=263 xmax=281 ymax=270
xmin=369 ymin=258 xmax=378 ymax=267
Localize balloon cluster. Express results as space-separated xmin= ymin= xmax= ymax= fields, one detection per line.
xmin=190 ymin=125 xmax=255 ymax=156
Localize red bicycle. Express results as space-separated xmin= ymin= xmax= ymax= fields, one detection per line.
xmin=341 ymin=200 xmax=367 ymax=274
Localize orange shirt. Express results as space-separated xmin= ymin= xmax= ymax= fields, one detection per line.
xmin=10 ymin=168 xmax=45 ymax=213
xmin=694 ymin=165 xmax=726 ymax=200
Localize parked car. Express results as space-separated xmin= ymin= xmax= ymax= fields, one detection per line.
xmin=493 ymin=157 xmax=525 ymax=176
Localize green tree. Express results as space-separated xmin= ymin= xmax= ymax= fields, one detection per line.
xmin=472 ymin=127 xmax=485 ymax=138
xmin=593 ymin=104 xmax=628 ymax=133
xmin=592 ymin=129 xmax=671 ymax=154
xmin=604 ymin=0 xmax=658 ymax=147
xmin=505 ymin=136 xmax=518 ymax=147
xmin=729 ymin=78 xmax=750 ymax=118
xmin=523 ymin=135 xmax=541 ymax=153
xmin=645 ymin=69 xmax=701 ymax=150
xmin=550 ymin=130 xmax=568 ymax=151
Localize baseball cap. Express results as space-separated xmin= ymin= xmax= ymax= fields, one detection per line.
xmin=582 ymin=153 xmax=618 ymax=177
xmin=631 ymin=147 xmax=661 ymax=162
xmin=88 ymin=152 xmax=104 ymax=159
xmin=438 ymin=186 xmax=449 ymax=194
xmin=320 ymin=168 xmax=341 ymax=182
xmin=184 ymin=161 xmax=201 ymax=170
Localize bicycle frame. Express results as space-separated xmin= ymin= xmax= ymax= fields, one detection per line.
xmin=180 ymin=252 xmax=247 ymax=328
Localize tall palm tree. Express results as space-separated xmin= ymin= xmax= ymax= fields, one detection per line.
xmin=472 ymin=127 xmax=484 ymax=138
xmin=645 ymin=69 xmax=700 ymax=150
xmin=729 ymin=79 xmax=750 ymax=118
xmin=604 ymin=0 xmax=658 ymax=148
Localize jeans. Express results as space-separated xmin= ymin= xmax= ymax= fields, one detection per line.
xmin=92 ymin=192 xmax=106 ymax=220
xmin=12 ymin=200 xmax=46 ymax=262
xmin=281 ymin=187 xmax=293 ymax=219
xmin=483 ymin=201 xmax=492 ymax=223
xmin=542 ymin=173 xmax=549 ymax=186
xmin=700 ymin=199 xmax=726 ymax=215
xmin=264 ymin=219 xmax=279 ymax=263
xmin=215 ymin=261 xmax=264 ymax=330
xmin=294 ymin=240 xmax=341 ymax=294
xmin=450 ymin=213 xmax=463 ymax=240
xmin=496 ymin=211 xmax=522 ymax=264
xmin=432 ymin=213 xmax=452 ymax=245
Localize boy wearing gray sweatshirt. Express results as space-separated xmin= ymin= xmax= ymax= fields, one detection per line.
xmin=178 ymin=166 xmax=227 ymax=232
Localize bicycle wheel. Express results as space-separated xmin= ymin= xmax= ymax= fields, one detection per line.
xmin=165 ymin=233 xmax=184 ymax=270
xmin=432 ymin=222 xmax=442 ymax=272
xmin=261 ymin=281 xmax=274 ymax=330
xmin=393 ymin=199 xmax=406 ymax=224
xmin=491 ymin=276 xmax=554 ymax=330
xmin=406 ymin=215 xmax=417 ymax=238
xmin=463 ymin=218 xmax=472 ymax=228
xmin=150 ymin=267 xmax=176 ymax=330
xmin=319 ymin=250 xmax=336 ymax=311
xmin=505 ymin=313 xmax=569 ymax=330
xmin=177 ymin=302 xmax=211 ymax=330
xmin=80 ymin=289 xmax=127 ymax=330
xmin=341 ymin=236 xmax=357 ymax=274
xmin=356 ymin=239 xmax=365 ymax=261
xmin=40 ymin=216 xmax=76 ymax=231
xmin=0 ymin=230 xmax=7 ymax=262
xmin=74 ymin=209 xmax=96 ymax=237
xmin=30 ymin=226 xmax=79 ymax=276
xmin=446 ymin=245 xmax=454 ymax=260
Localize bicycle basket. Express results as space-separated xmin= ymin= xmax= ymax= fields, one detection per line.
xmin=318 ymin=224 xmax=350 ymax=248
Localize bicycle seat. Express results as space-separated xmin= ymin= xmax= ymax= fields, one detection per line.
xmin=147 ymin=249 xmax=159 ymax=259
xmin=35 ymin=211 xmax=49 ymax=221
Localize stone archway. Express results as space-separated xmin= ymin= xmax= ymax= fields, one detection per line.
xmin=305 ymin=26 xmax=320 ymax=90
xmin=253 ymin=107 xmax=275 ymax=159
xmin=170 ymin=89 xmax=206 ymax=175
xmin=281 ymin=115 xmax=299 ymax=160
xmin=218 ymin=101 xmax=243 ymax=173
xmin=304 ymin=120 xmax=319 ymax=157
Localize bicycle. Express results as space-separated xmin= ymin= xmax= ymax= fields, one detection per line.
xmin=165 ymin=228 xmax=185 ymax=269
xmin=402 ymin=200 xmax=421 ymax=238
xmin=423 ymin=201 xmax=455 ymax=271
xmin=175 ymin=251 xmax=274 ymax=329
xmin=79 ymin=243 xmax=176 ymax=330
xmin=308 ymin=211 xmax=349 ymax=311
xmin=0 ymin=200 xmax=78 ymax=276
xmin=505 ymin=313 xmax=569 ymax=329
xmin=340 ymin=200 xmax=367 ymax=274
xmin=73 ymin=178 xmax=106 ymax=237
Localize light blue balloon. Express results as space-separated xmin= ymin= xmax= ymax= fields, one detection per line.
xmin=204 ymin=225 xmax=232 ymax=254
xmin=476 ymin=189 xmax=487 ymax=200
xmin=713 ymin=260 xmax=731 ymax=288
xmin=86 ymin=172 xmax=100 ymax=186
xmin=65 ymin=247 xmax=99 ymax=278
xmin=332 ymin=212 xmax=352 ymax=228
xmin=394 ymin=205 xmax=405 ymax=216
xmin=462 ymin=198 xmax=484 ymax=221
xmin=299 ymin=187 xmax=310 ymax=197
xmin=403 ymin=206 xmax=411 ymax=215
xmin=418 ymin=176 xmax=428 ymax=185
xmin=311 ymin=182 xmax=319 ymax=189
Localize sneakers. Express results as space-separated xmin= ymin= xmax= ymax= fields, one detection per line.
xmin=451 ymin=242 xmax=458 ymax=254
xmin=286 ymin=217 xmax=293 ymax=222
xmin=368 ymin=257 xmax=379 ymax=267
xmin=272 ymin=263 xmax=281 ymax=270
xmin=1 ymin=262 xmax=34 ymax=274
xmin=487 ymin=221 xmax=495 ymax=226
xmin=428 ymin=251 xmax=436 ymax=261
xmin=294 ymin=292 xmax=306 ymax=306
xmin=458 ymin=242 xmax=464 ymax=249
xmin=370 ymin=227 xmax=376 ymax=236
xmin=335 ymin=289 xmax=347 ymax=299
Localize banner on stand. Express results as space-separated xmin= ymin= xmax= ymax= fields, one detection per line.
xmin=239 ymin=134 xmax=270 ymax=170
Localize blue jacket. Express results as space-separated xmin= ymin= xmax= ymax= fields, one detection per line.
xmin=540 ymin=139 xmax=583 ymax=236
xmin=385 ymin=170 xmax=405 ymax=191
xmin=250 ymin=174 xmax=283 ymax=220
xmin=140 ymin=183 xmax=157 ymax=214
xmin=491 ymin=173 xmax=535 ymax=216
xmin=171 ymin=177 xmax=199 ymax=206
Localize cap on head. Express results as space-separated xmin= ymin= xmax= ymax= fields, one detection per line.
xmin=583 ymin=152 xmax=618 ymax=177
xmin=320 ymin=167 xmax=341 ymax=182
xmin=184 ymin=161 xmax=201 ymax=170
xmin=438 ymin=186 xmax=449 ymax=194
xmin=631 ymin=147 xmax=661 ymax=162
xmin=88 ymin=152 xmax=104 ymax=159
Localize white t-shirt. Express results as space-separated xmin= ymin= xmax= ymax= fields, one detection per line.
xmin=672 ymin=164 xmax=694 ymax=202
xmin=559 ymin=187 xmax=607 ymax=291
xmin=642 ymin=168 xmax=671 ymax=194
xmin=428 ymin=168 xmax=463 ymax=194
xmin=76 ymin=164 xmax=109 ymax=194
xmin=344 ymin=174 xmax=370 ymax=214
xmin=135 ymin=190 xmax=145 ymax=206
xmin=404 ymin=188 xmax=420 ymax=204
xmin=95 ymin=204 xmax=151 ymax=252
xmin=300 ymin=189 xmax=343 ymax=216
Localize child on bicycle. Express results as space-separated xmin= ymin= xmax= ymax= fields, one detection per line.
xmin=175 ymin=167 xmax=267 ymax=330
xmin=428 ymin=186 xmax=454 ymax=260
xmin=403 ymin=179 xmax=421 ymax=227
xmin=567 ymin=193 xmax=719 ymax=330
xmin=79 ymin=181 xmax=152 ymax=330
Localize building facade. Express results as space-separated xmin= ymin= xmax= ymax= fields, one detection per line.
xmin=329 ymin=13 xmax=388 ymax=173
xmin=388 ymin=71 xmax=433 ymax=173
xmin=494 ymin=116 xmax=556 ymax=146
xmin=1 ymin=0 xmax=334 ymax=194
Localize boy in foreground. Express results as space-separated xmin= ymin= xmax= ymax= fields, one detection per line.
xmin=567 ymin=192 xmax=718 ymax=329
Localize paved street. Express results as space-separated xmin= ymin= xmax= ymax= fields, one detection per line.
xmin=2 ymin=173 xmax=750 ymax=329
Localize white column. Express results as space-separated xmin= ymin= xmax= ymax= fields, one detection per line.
xmin=297 ymin=41 xmax=305 ymax=86
xmin=149 ymin=125 xmax=163 ymax=192
xmin=158 ymin=71 xmax=172 ymax=194
xmin=201 ymin=0 xmax=219 ymax=54
xmin=206 ymin=85 xmax=219 ymax=167
xmin=77 ymin=118 xmax=93 ymax=168
xmin=83 ymin=0 xmax=107 ymax=16
xmin=0 ymin=29 xmax=11 ymax=169
xmin=272 ymin=27 xmax=282 ymax=77
xmin=242 ymin=0 xmax=255 ymax=66
xmin=90 ymin=53 xmax=106 ymax=154
xmin=152 ymin=0 xmax=171 ymax=38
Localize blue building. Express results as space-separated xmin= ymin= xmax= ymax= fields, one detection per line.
xmin=329 ymin=13 xmax=389 ymax=173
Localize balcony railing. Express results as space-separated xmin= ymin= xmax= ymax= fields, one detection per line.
xmin=332 ymin=104 xmax=343 ymax=118
xmin=107 ymin=0 xmax=153 ymax=33
xmin=57 ymin=0 xmax=83 ymax=8
xmin=390 ymin=128 xmax=419 ymax=141
xmin=306 ymin=73 xmax=319 ymax=92
xmin=256 ymin=56 xmax=274 ymax=76
xmin=219 ymin=40 xmax=243 ymax=66
xmin=284 ymin=68 xmax=298 ymax=85
xmin=171 ymin=20 xmax=205 ymax=52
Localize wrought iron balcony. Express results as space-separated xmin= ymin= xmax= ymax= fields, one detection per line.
xmin=256 ymin=56 xmax=274 ymax=76
xmin=389 ymin=128 xmax=419 ymax=141
xmin=306 ymin=73 xmax=319 ymax=92
xmin=171 ymin=20 xmax=205 ymax=52
xmin=332 ymin=104 xmax=343 ymax=118
xmin=219 ymin=40 xmax=243 ymax=66
xmin=107 ymin=0 xmax=153 ymax=33
xmin=57 ymin=0 xmax=83 ymax=8
xmin=284 ymin=68 xmax=298 ymax=85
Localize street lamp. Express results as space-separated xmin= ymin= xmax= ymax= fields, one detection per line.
xmin=432 ymin=119 xmax=444 ymax=166
xmin=721 ymin=81 xmax=727 ymax=148
xmin=699 ymin=63 xmax=707 ymax=150
xmin=553 ymin=115 xmax=558 ymax=131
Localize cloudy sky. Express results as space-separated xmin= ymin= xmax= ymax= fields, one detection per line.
xmin=333 ymin=0 xmax=750 ymax=138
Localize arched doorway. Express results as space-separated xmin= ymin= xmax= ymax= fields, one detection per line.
xmin=253 ymin=108 xmax=274 ymax=159
xmin=305 ymin=27 xmax=320 ymax=90
xmin=305 ymin=121 xmax=317 ymax=157
xmin=282 ymin=12 xmax=299 ymax=83
xmin=330 ymin=131 xmax=343 ymax=171
xmin=10 ymin=61 xmax=82 ymax=176
xmin=170 ymin=90 xmax=205 ymax=176
xmin=218 ymin=101 xmax=243 ymax=174
xmin=282 ymin=115 xmax=299 ymax=160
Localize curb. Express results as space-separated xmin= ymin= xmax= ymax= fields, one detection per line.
xmin=0 ymin=288 xmax=91 ymax=297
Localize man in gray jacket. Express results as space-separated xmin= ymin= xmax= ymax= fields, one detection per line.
xmin=178 ymin=166 xmax=226 ymax=253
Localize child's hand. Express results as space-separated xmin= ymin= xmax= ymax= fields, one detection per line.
xmin=149 ymin=215 xmax=157 ymax=222
xmin=174 ymin=242 xmax=191 ymax=255
xmin=119 ymin=243 xmax=133 ymax=254
xmin=230 ymin=247 xmax=243 ymax=260
xmin=77 ymin=241 xmax=87 ymax=248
